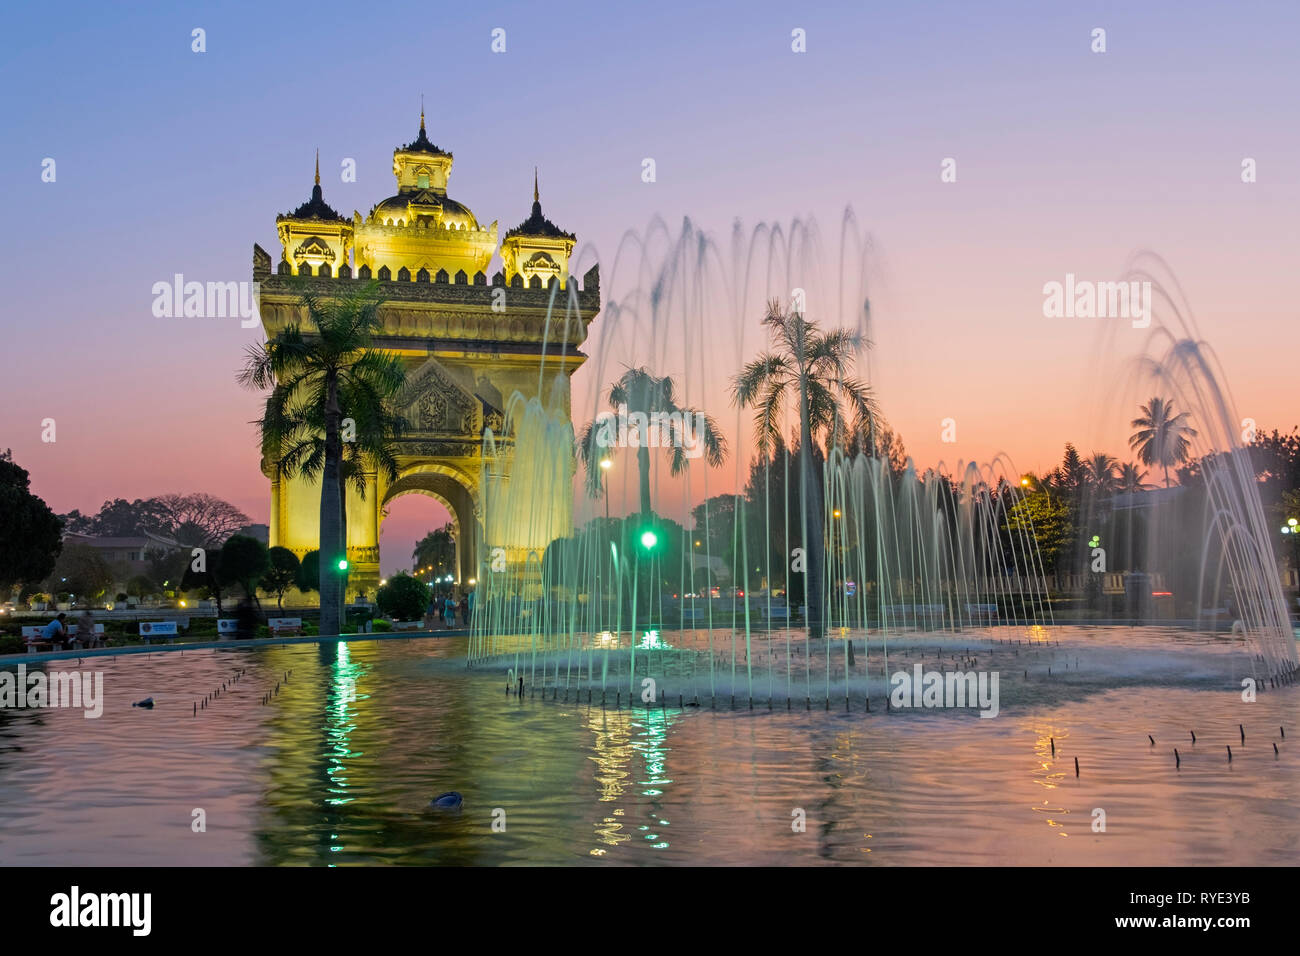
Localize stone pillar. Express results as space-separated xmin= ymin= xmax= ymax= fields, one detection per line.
xmin=345 ymin=472 xmax=381 ymax=601
xmin=269 ymin=475 xmax=281 ymax=548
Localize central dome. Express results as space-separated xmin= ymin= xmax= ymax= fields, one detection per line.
xmin=352 ymin=114 xmax=498 ymax=278
xmin=368 ymin=191 xmax=480 ymax=230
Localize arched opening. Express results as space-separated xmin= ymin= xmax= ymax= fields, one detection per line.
xmin=380 ymin=469 xmax=479 ymax=587
xmin=378 ymin=492 xmax=454 ymax=580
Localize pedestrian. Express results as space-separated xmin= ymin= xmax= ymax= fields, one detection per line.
xmin=75 ymin=607 xmax=96 ymax=648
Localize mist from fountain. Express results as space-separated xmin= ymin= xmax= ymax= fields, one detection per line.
xmin=466 ymin=224 xmax=1297 ymax=708
xmin=1082 ymin=252 xmax=1299 ymax=675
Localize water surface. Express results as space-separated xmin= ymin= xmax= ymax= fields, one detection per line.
xmin=0 ymin=629 xmax=1295 ymax=865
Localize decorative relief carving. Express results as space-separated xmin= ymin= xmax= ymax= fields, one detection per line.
xmin=397 ymin=359 xmax=482 ymax=438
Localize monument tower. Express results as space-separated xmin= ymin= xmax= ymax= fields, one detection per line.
xmin=253 ymin=113 xmax=600 ymax=600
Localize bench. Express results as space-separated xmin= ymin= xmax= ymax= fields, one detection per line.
xmin=391 ymin=620 xmax=422 ymax=632
xmin=21 ymin=625 xmax=61 ymax=652
xmin=268 ymin=617 xmax=302 ymax=636
xmin=139 ymin=621 xmax=179 ymax=643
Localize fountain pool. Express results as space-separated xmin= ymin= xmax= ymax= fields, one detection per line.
xmin=1 ymin=628 xmax=1296 ymax=866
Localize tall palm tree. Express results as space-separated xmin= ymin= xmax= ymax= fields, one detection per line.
xmin=578 ymin=366 xmax=727 ymax=517
xmin=732 ymin=299 xmax=880 ymax=638
xmin=1085 ymin=452 xmax=1120 ymax=496
xmin=1117 ymin=462 xmax=1152 ymax=494
xmin=239 ymin=281 xmax=409 ymax=637
xmin=1128 ymin=397 xmax=1198 ymax=488
xmin=413 ymin=523 xmax=457 ymax=577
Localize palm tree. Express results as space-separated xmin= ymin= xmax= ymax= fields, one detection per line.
xmin=577 ymin=366 xmax=727 ymax=517
xmin=413 ymin=523 xmax=457 ymax=577
xmin=1117 ymin=462 xmax=1152 ymax=494
xmin=1085 ymin=452 xmax=1120 ymax=496
xmin=1129 ymin=397 xmax=1198 ymax=488
xmin=239 ymin=281 xmax=409 ymax=637
xmin=732 ymin=299 xmax=880 ymax=637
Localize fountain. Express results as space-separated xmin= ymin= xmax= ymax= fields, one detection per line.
xmin=466 ymin=223 xmax=1297 ymax=706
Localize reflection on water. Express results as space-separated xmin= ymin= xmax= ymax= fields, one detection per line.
xmin=0 ymin=630 xmax=1297 ymax=865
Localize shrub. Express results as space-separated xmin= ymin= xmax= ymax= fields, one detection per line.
xmin=376 ymin=573 xmax=429 ymax=622
xmin=296 ymin=550 xmax=320 ymax=594
xmin=372 ymin=618 xmax=392 ymax=632
xmin=0 ymin=635 xmax=24 ymax=655
xmin=219 ymin=535 xmax=269 ymax=601
xmin=262 ymin=546 xmax=300 ymax=611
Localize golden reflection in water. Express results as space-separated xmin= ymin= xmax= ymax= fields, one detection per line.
xmin=1028 ymin=723 xmax=1070 ymax=837
xmin=1026 ymin=623 xmax=1052 ymax=644
xmin=583 ymin=705 xmax=677 ymax=853
xmin=587 ymin=707 xmax=634 ymax=805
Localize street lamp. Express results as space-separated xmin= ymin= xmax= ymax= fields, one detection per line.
xmin=599 ymin=457 xmax=613 ymax=522
xmin=1284 ymin=518 xmax=1300 ymax=588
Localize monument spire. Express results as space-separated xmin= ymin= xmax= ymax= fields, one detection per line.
xmin=314 ymin=148 xmax=320 ymax=186
xmin=420 ymin=95 xmax=425 ymax=132
xmin=534 ymin=166 xmax=539 ymax=204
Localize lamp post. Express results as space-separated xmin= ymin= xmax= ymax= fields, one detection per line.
xmin=1283 ymin=518 xmax=1299 ymax=590
xmin=598 ymin=457 xmax=614 ymax=630
xmin=337 ymin=557 xmax=348 ymax=631
xmin=599 ymin=457 xmax=613 ymax=522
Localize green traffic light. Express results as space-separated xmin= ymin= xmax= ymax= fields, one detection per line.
xmin=338 ymin=559 xmax=348 ymax=571
xmin=640 ymin=530 xmax=658 ymax=550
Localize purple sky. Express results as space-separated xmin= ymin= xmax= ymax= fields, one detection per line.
xmin=3 ymin=0 xmax=1297 ymax=574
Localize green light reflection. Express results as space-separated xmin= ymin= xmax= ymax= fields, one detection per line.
xmin=324 ymin=641 xmax=367 ymax=809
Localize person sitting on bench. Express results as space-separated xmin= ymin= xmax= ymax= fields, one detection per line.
xmin=41 ymin=613 xmax=68 ymax=647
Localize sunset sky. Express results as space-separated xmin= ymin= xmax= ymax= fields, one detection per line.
xmin=3 ymin=0 xmax=1297 ymax=575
